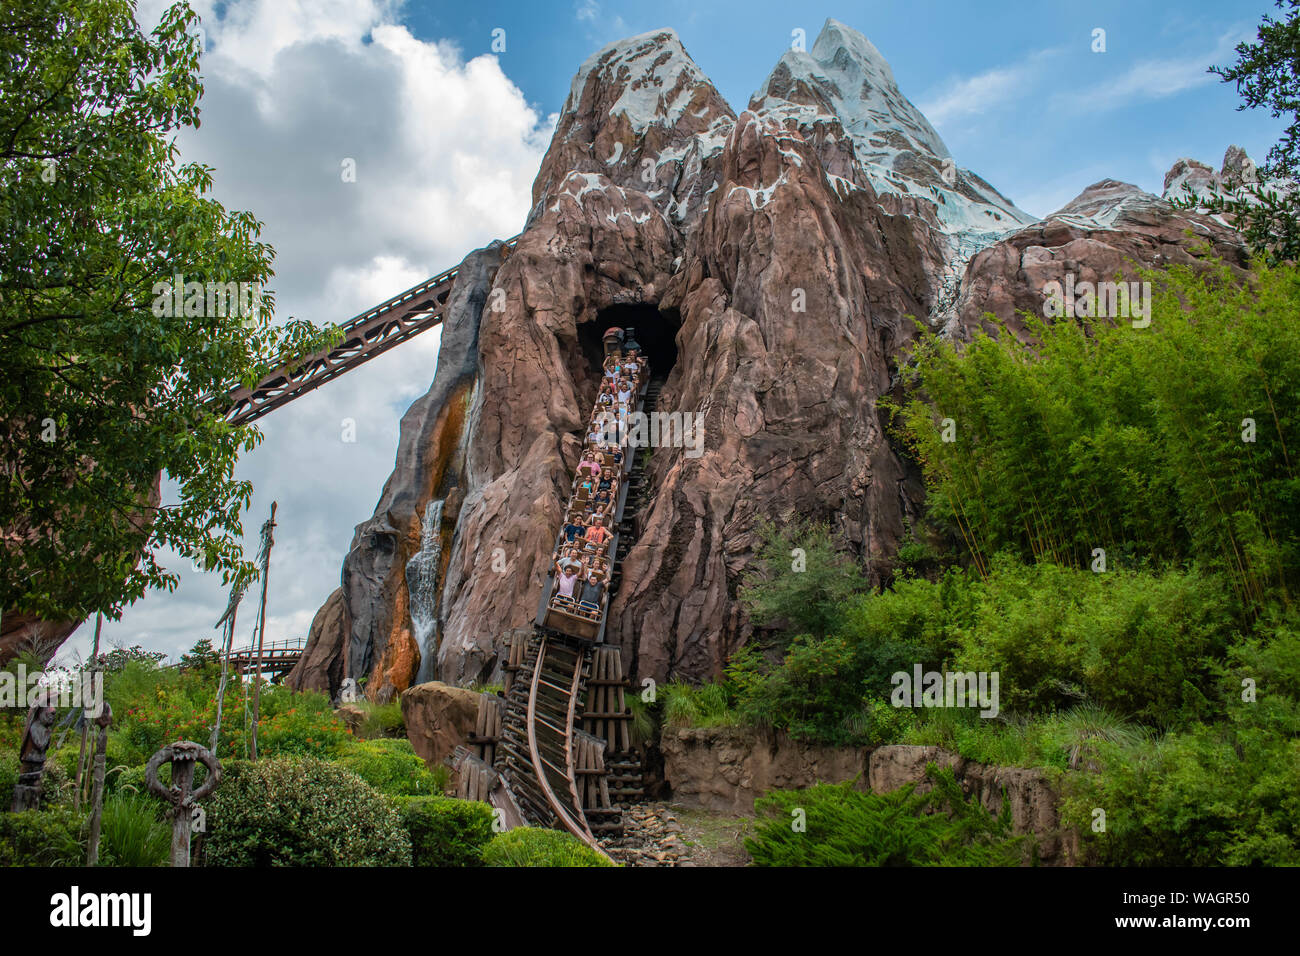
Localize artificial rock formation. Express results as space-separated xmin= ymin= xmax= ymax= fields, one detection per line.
xmin=302 ymin=19 xmax=1250 ymax=693
xmin=662 ymin=729 xmax=1074 ymax=864
xmin=400 ymin=681 xmax=482 ymax=770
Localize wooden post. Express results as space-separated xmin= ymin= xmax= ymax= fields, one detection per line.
xmin=85 ymin=703 xmax=112 ymax=866
xmin=145 ymin=741 xmax=221 ymax=867
xmin=209 ymin=601 xmax=240 ymax=755
xmin=249 ymin=501 xmax=277 ymax=762
xmin=74 ymin=612 xmax=103 ymax=811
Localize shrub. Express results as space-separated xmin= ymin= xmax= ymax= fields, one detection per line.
xmin=955 ymin=560 xmax=1234 ymax=724
xmin=659 ymin=681 xmax=738 ymax=730
xmin=337 ymin=738 xmax=443 ymax=797
xmin=401 ymin=797 xmax=495 ymax=866
xmin=1062 ymin=722 xmax=1300 ymax=866
xmin=738 ymin=517 xmax=868 ymax=638
xmin=746 ymin=766 xmax=1027 ymax=866
xmin=351 ymin=700 xmax=405 ymax=739
xmin=0 ymin=809 xmax=86 ymax=866
xmin=0 ymin=749 xmax=16 ymax=801
xmin=481 ymin=827 xmax=613 ymax=867
xmin=97 ymin=792 xmax=170 ymax=867
xmin=202 ymin=756 xmax=411 ymax=867
xmin=109 ymin=662 xmax=347 ymax=766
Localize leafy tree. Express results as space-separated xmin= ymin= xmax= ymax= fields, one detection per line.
xmin=90 ymin=643 xmax=167 ymax=674
xmin=0 ymin=0 xmax=336 ymax=624
xmin=738 ymin=518 xmax=867 ymax=639
xmin=176 ymin=637 xmax=219 ymax=672
xmin=1174 ymin=0 xmax=1300 ymax=261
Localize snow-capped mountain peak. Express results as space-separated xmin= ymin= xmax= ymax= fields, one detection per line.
xmin=750 ymin=19 xmax=1034 ymax=245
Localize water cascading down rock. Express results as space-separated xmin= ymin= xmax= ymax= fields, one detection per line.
xmin=405 ymin=499 xmax=445 ymax=685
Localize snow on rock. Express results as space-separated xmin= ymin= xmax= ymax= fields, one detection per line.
xmin=529 ymin=28 xmax=736 ymax=229
xmin=749 ymin=19 xmax=1034 ymax=263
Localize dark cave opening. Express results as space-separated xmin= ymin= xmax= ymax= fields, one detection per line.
xmin=578 ymin=303 xmax=680 ymax=379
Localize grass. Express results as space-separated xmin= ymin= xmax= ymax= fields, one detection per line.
xmin=899 ymin=703 xmax=1155 ymax=772
xmin=351 ymin=699 xmax=405 ymax=739
xmin=659 ymin=682 xmax=741 ymax=730
xmin=97 ymin=792 xmax=170 ymax=867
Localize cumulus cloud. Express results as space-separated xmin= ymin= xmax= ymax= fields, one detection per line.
xmin=60 ymin=0 xmax=553 ymax=664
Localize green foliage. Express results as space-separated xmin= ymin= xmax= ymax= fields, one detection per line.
xmin=952 ymin=559 xmax=1234 ymax=724
xmin=349 ymin=699 xmax=405 ymax=739
xmin=738 ymin=518 xmax=868 ymax=638
xmin=0 ymin=0 xmax=338 ymax=622
xmin=400 ymin=797 xmax=495 ymax=867
xmin=96 ymin=792 xmax=169 ymax=867
xmin=0 ymin=809 xmax=86 ymax=866
xmin=622 ymin=691 xmax=657 ymax=746
xmin=480 ymin=827 xmax=613 ymax=867
xmin=92 ymin=645 xmax=169 ymax=673
xmin=659 ymin=681 xmax=739 ymax=730
xmin=202 ymin=757 xmax=411 ymax=867
xmin=746 ymin=766 xmax=1027 ymax=866
xmin=1174 ymin=1 xmax=1300 ymax=261
xmin=106 ymin=658 xmax=346 ymax=765
xmin=0 ymin=748 xmax=16 ymax=799
xmin=1062 ymin=723 xmax=1300 ymax=866
xmin=720 ymin=556 xmax=1237 ymax=741
xmin=336 ymin=738 xmax=443 ymax=797
xmin=900 ymin=704 xmax=1149 ymax=771
xmin=177 ymin=639 xmax=221 ymax=676
xmin=890 ymin=260 xmax=1300 ymax=611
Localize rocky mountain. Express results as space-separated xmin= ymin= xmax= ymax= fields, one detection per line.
xmin=288 ymin=19 xmax=1249 ymax=700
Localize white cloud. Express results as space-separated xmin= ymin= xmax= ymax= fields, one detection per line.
xmin=920 ymin=65 xmax=1032 ymax=127
xmin=1059 ymin=30 xmax=1247 ymax=113
xmin=57 ymin=0 xmax=552 ymax=665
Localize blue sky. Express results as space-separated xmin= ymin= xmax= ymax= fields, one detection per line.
xmin=76 ymin=0 xmax=1285 ymax=664
xmin=412 ymin=0 xmax=1284 ymax=215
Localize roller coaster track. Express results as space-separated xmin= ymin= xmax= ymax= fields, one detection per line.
xmin=223 ymin=235 xmax=520 ymax=425
xmin=488 ymin=375 xmax=664 ymax=862
xmin=526 ymin=636 xmax=606 ymax=854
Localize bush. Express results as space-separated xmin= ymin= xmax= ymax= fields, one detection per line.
xmin=401 ymin=797 xmax=495 ymax=867
xmin=350 ymin=700 xmax=405 ymax=739
xmin=746 ymin=766 xmax=1027 ymax=866
xmin=0 ymin=749 xmax=16 ymax=802
xmin=659 ymin=681 xmax=738 ymax=730
xmin=97 ymin=792 xmax=171 ymax=867
xmin=1062 ymin=723 xmax=1300 ymax=866
xmin=108 ymin=660 xmax=348 ymax=766
xmin=202 ymin=756 xmax=411 ymax=867
xmin=336 ymin=738 xmax=443 ymax=797
xmin=0 ymin=809 xmax=86 ymax=866
xmin=738 ymin=518 xmax=869 ymax=638
xmin=481 ymin=827 xmax=613 ymax=867
xmin=955 ymin=559 xmax=1234 ymax=724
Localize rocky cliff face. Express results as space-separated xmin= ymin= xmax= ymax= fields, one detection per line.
xmin=299 ymin=19 xmax=1249 ymax=698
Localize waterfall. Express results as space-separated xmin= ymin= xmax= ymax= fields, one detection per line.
xmin=406 ymin=499 xmax=445 ymax=684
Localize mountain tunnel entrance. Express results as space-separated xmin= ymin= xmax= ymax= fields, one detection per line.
xmin=579 ymin=303 xmax=680 ymax=378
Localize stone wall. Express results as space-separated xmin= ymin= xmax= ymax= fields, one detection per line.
xmin=661 ymin=726 xmax=1077 ymax=864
